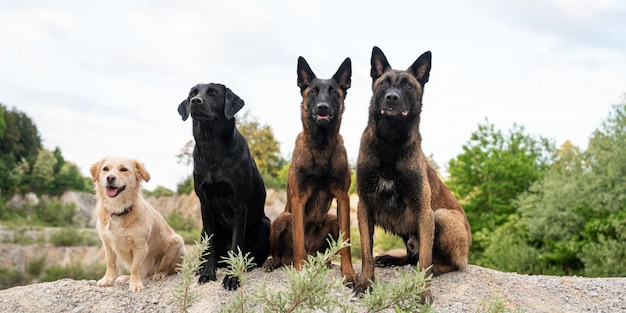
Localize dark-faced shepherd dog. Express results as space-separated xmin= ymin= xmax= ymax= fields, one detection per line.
xmin=178 ymin=83 xmax=270 ymax=290
xmin=262 ymin=56 xmax=358 ymax=285
xmin=354 ymin=47 xmax=472 ymax=301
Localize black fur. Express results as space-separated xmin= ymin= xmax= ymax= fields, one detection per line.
xmin=177 ymin=83 xmax=270 ymax=290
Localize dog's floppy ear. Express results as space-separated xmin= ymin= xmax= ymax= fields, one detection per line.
xmin=133 ymin=160 xmax=151 ymax=183
xmin=178 ymin=99 xmax=190 ymax=121
xmin=332 ymin=57 xmax=352 ymax=92
xmin=408 ymin=51 xmax=432 ymax=86
xmin=89 ymin=160 xmax=103 ymax=183
xmin=224 ymin=86 xmax=244 ymax=120
xmin=371 ymin=46 xmax=392 ymax=84
xmin=297 ymin=56 xmax=317 ymax=94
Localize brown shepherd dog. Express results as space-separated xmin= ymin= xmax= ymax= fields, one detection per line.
xmin=262 ymin=56 xmax=358 ymax=285
xmin=354 ymin=46 xmax=472 ymax=301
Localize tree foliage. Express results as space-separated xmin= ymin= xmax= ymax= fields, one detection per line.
xmin=237 ymin=111 xmax=286 ymax=178
xmin=482 ymin=95 xmax=626 ymax=277
xmin=446 ymin=119 xmax=555 ymax=263
xmin=0 ymin=105 xmax=89 ymax=202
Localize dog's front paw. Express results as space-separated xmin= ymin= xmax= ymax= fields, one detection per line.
xmin=420 ymin=289 xmax=433 ymax=304
xmin=352 ymin=282 xmax=372 ymax=297
xmin=343 ymin=272 xmax=358 ymax=288
xmin=129 ymin=279 xmax=145 ymax=292
xmin=262 ymin=257 xmax=282 ymax=272
xmin=151 ymin=272 xmax=167 ymax=280
xmin=198 ymin=269 xmax=217 ymax=284
xmin=96 ymin=276 xmax=115 ymax=287
xmin=222 ymin=274 xmax=240 ymax=290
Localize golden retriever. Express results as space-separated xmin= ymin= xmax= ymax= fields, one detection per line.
xmin=90 ymin=156 xmax=186 ymax=292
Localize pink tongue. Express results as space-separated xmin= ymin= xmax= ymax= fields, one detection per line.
xmin=106 ymin=187 xmax=118 ymax=197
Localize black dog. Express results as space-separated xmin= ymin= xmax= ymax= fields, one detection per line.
xmin=178 ymin=83 xmax=270 ymax=290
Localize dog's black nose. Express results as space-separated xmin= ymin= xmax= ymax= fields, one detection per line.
xmin=106 ymin=176 xmax=116 ymax=183
xmin=191 ymin=97 xmax=203 ymax=105
xmin=385 ymin=91 xmax=400 ymax=103
xmin=316 ymin=103 xmax=329 ymax=111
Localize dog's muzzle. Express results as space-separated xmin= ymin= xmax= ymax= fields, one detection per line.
xmin=380 ymin=90 xmax=409 ymax=116
xmin=105 ymin=184 xmax=126 ymax=198
xmin=312 ymin=103 xmax=334 ymax=124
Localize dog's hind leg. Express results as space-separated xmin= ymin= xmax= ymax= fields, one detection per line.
xmin=374 ymin=235 xmax=419 ymax=267
xmin=263 ymin=212 xmax=292 ymax=272
xmin=245 ymin=216 xmax=270 ymax=268
xmin=152 ymin=235 xmax=186 ymax=280
xmin=432 ymin=209 xmax=471 ymax=276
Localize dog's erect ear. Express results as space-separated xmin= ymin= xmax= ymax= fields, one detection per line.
xmin=178 ymin=99 xmax=189 ymax=121
xmin=408 ymin=51 xmax=432 ymax=86
xmin=133 ymin=160 xmax=151 ymax=183
xmin=89 ymin=160 xmax=102 ymax=183
xmin=332 ymin=57 xmax=352 ymax=92
xmin=224 ymin=87 xmax=245 ymax=119
xmin=370 ymin=46 xmax=392 ymax=83
xmin=297 ymin=56 xmax=317 ymax=93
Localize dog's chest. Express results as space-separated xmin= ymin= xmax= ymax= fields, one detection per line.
xmin=366 ymin=167 xmax=421 ymax=213
xmin=100 ymin=218 xmax=142 ymax=248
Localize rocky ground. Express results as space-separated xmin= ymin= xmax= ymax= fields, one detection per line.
xmin=1 ymin=264 xmax=625 ymax=313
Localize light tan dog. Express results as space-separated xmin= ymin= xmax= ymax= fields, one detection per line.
xmin=90 ymin=157 xmax=185 ymax=292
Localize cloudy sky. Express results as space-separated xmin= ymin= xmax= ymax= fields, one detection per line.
xmin=1 ymin=0 xmax=625 ymax=191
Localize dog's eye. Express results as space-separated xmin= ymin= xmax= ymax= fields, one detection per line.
xmin=404 ymin=82 xmax=413 ymax=89
xmin=330 ymin=88 xmax=338 ymax=96
xmin=207 ymin=88 xmax=218 ymax=96
xmin=380 ymin=80 xmax=388 ymax=87
xmin=310 ymin=88 xmax=318 ymax=95
xmin=103 ymin=166 xmax=109 ymax=172
xmin=120 ymin=167 xmax=128 ymax=172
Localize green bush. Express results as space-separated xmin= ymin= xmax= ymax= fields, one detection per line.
xmin=50 ymin=227 xmax=101 ymax=247
xmin=0 ymin=267 xmax=25 ymax=290
xmin=177 ymin=175 xmax=194 ymax=195
xmin=27 ymin=256 xmax=47 ymax=278
xmin=40 ymin=262 xmax=105 ymax=282
xmin=33 ymin=199 xmax=77 ymax=227
xmin=373 ymin=228 xmax=405 ymax=254
xmin=166 ymin=211 xmax=200 ymax=244
xmin=144 ymin=185 xmax=175 ymax=197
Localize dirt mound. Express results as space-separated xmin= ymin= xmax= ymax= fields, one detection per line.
xmin=1 ymin=265 xmax=624 ymax=312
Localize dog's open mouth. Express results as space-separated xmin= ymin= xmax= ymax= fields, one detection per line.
xmin=106 ymin=185 xmax=126 ymax=198
xmin=380 ymin=107 xmax=409 ymax=116
xmin=315 ymin=114 xmax=333 ymax=123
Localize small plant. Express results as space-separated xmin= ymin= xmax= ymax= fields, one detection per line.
xmin=359 ymin=264 xmax=433 ymax=313
xmin=174 ymin=235 xmax=210 ymax=313
xmin=219 ymin=233 xmax=354 ymax=313
xmin=215 ymin=232 xmax=434 ymax=312
xmin=476 ymin=294 xmax=526 ymax=313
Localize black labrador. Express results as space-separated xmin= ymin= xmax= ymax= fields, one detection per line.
xmin=178 ymin=83 xmax=270 ymax=290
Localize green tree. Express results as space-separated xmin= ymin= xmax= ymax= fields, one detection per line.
xmin=0 ymin=106 xmax=41 ymax=164
xmin=30 ymin=148 xmax=57 ymax=195
xmin=488 ymin=94 xmax=626 ymax=277
xmin=446 ymin=119 xmax=555 ymax=264
xmin=237 ymin=111 xmax=286 ymax=178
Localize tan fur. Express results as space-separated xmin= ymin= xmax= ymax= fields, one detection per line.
xmin=90 ymin=157 xmax=185 ymax=292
